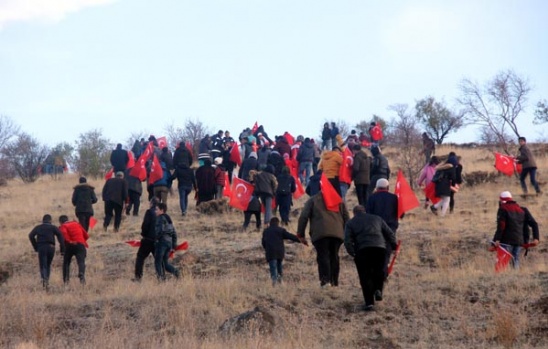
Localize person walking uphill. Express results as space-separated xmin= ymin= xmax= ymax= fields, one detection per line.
xmin=516 ymin=137 xmax=542 ymax=195
xmin=262 ymin=217 xmax=307 ymax=286
xmin=254 ymin=165 xmax=278 ymax=225
xmin=59 ymin=215 xmax=89 ymax=285
xmin=71 ymin=176 xmax=98 ymax=231
xmin=110 ymin=143 xmax=129 ymax=173
xmin=492 ymin=191 xmax=539 ymax=269
xmin=344 ymin=205 xmax=396 ymax=311
xmin=154 ymin=203 xmax=180 ymax=281
xmin=134 ymin=198 xmax=159 ymax=281
xmin=29 ymin=214 xmax=65 ymax=290
xmin=102 ymin=171 xmax=128 ymax=232
xmin=297 ymin=192 xmax=350 ymax=288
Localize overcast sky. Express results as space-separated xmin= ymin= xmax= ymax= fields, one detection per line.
xmin=1 ymin=0 xmax=547 ymax=147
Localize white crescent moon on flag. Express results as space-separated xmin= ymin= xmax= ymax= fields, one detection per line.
xmin=235 ymin=183 xmax=248 ymax=197
xmin=346 ymin=156 xmax=354 ymax=165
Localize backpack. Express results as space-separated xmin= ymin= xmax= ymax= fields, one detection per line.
xmin=431 ymin=170 xmax=445 ymax=183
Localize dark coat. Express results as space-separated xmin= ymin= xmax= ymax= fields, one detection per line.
xmin=494 ymin=201 xmax=525 ymax=246
xmin=196 ymin=164 xmax=216 ymax=196
xmin=172 ymin=164 xmax=196 ymax=189
xmin=353 ymin=151 xmax=371 ymax=185
xmin=273 ymin=139 xmax=291 ymax=158
xmin=262 ymin=226 xmax=300 ymax=261
xmin=366 ymin=190 xmax=399 ymax=232
xmin=72 ymin=183 xmax=98 ymax=214
xmin=297 ymin=142 xmax=315 ymax=162
xmin=433 ymin=163 xmax=456 ymax=197
xmin=110 ymin=148 xmax=129 ymax=172
xmin=141 ymin=207 xmax=157 ymax=241
xmin=126 ymin=174 xmax=143 ymax=195
xmin=254 ymin=171 xmax=277 ymax=198
xmin=239 ymin=157 xmax=258 ymax=182
xmin=344 ymin=212 xmax=396 ymax=257
xmin=267 ymin=152 xmax=285 ymax=177
xmin=173 ymin=146 xmax=193 ymax=168
xmin=516 ymin=144 xmax=537 ymax=169
xmin=102 ymin=177 xmax=128 ymax=206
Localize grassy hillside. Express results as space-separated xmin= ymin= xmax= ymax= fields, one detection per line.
xmin=0 ymin=145 xmax=546 ymax=349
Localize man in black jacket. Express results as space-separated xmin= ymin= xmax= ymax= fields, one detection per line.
xmin=71 ymin=176 xmax=98 ymax=231
xmin=344 ymin=205 xmax=396 ymax=311
xmin=29 ymin=214 xmax=65 ymax=290
xmin=110 ymin=143 xmax=129 ymax=173
xmin=133 ymin=199 xmax=158 ymax=281
xmin=102 ymin=171 xmax=128 ymax=232
xmin=493 ymin=191 xmax=539 ymax=268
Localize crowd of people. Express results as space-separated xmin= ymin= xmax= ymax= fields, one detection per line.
xmin=27 ymin=123 xmax=541 ymax=311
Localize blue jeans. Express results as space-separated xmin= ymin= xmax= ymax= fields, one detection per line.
xmin=501 ymin=244 xmax=522 ymax=269
xmin=260 ymin=195 xmax=273 ymax=224
xmin=519 ymin=167 xmax=540 ymax=194
xmin=340 ymin=182 xmax=349 ymax=202
xmin=299 ymin=161 xmax=313 ymax=187
xmin=268 ymin=259 xmax=283 ymax=282
xmin=178 ymin=186 xmax=192 ymax=214
xmin=154 ymin=241 xmax=178 ymax=280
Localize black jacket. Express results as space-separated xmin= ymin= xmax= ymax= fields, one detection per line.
xmin=239 ymin=157 xmax=258 ymax=182
xmin=172 ymin=164 xmax=196 ymax=190
xmin=141 ymin=207 xmax=157 ymax=241
xmin=72 ymin=183 xmax=98 ymax=214
xmin=297 ymin=142 xmax=315 ymax=162
xmin=102 ymin=177 xmax=128 ymax=206
xmin=344 ymin=212 xmax=396 ymax=257
xmin=494 ymin=201 xmax=528 ymax=246
xmin=262 ymin=226 xmax=300 ymax=261
xmin=110 ymin=148 xmax=129 ymax=172
xmin=173 ymin=146 xmax=193 ymax=168
xmin=29 ymin=223 xmax=65 ymax=253
xmin=366 ymin=190 xmax=399 ymax=232
xmin=126 ymin=174 xmax=143 ymax=195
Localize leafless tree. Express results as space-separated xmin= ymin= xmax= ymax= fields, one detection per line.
xmin=181 ymin=118 xmax=212 ymax=156
xmin=164 ymin=122 xmax=186 ymax=149
xmin=388 ymin=104 xmax=423 ymax=189
xmin=534 ymin=100 xmax=548 ymax=124
xmin=458 ymin=70 xmax=530 ymax=153
xmin=0 ymin=115 xmax=20 ymax=150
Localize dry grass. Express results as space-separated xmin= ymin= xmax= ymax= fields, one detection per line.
xmin=0 ymin=144 xmax=546 ymax=348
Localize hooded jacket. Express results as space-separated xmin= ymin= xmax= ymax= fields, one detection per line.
xmin=352 ymin=151 xmax=371 ymax=185
xmin=72 ymin=183 xmax=98 ymax=214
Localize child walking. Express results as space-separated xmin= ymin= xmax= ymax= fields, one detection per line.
xmin=261 ymin=217 xmax=307 ymax=286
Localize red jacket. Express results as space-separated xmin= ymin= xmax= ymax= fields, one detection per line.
xmin=60 ymin=221 xmax=89 ymax=248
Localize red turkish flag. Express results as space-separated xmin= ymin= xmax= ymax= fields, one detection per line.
xmin=320 ymin=173 xmax=342 ymax=212
xmin=251 ymin=122 xmax=259 ymax=133
xmin=223 ymin=174 xmax=232 ymax=197
xmin=148 ymin=155 xmax=164 ymax=184
xmin=229 ymin=177 xmax=254 ymax=211
xmin=370 ymin=124 xmax=383 ymax=141
xmin=126 ymin=150 xmax=135 ymax=169
xmin=89 ymin=216 xmax=97 ymax=230
xmin=293 ymin=177 xmax=305 ymax=200
xmin=284 ymin=132 xmax=295 ymax=146
xmin=494 ymin=152 xmax=515 ymax=177
xmin=104 ymin=167 xmax=114 ymax=181
xmin=229 ymin=143 xmax=242 ymax=166
xmin=157 ymin=136 xmax=168 ymax=149
xmin=394 ymin=169 xmax=420 ymax=218
xmin=169 ymin=241 xmax=189 ymax=259
xmin=424 ymin=182 xmax=441 ymax=204
xmin=495 ymin=245 xmax=513 ymax=272
xmin=338 ymin=146 xmax=353 ymax=184
xmin=125 ymin=240 xmax=141 ymax=247
xmin=130 ymin=154 xmax=148 ymax=181
xmin=360 ymin=140 xmax=371 ymax=148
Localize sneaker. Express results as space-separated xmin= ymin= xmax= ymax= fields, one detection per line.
xmin=430 ymin=205 xmax=438 ymax=215
xmin=361 ymin=304 xmax=374 ymax=311
xmin=321 ymin=282 xmax=332 ymax=289
xmin=374 ymin=290 xmax=383 ymax=301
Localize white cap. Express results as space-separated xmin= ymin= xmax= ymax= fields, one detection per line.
xmin=376 ymin=178 xmax=389 ymax=189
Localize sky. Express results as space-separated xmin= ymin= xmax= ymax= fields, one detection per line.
xmin=1 ymin=0 xmax=547 ymax=147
